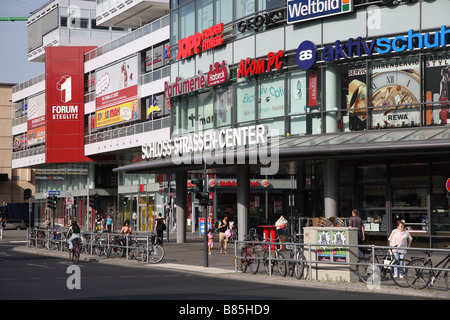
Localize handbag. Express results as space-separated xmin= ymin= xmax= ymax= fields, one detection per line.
xmin=225 ymin=229 xmax=232 ymax=238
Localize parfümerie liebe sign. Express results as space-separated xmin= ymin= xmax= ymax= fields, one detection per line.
xmin=142 ymin=125 xmax=267 ymax=160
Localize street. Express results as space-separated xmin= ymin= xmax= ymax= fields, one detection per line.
xmin=0 ymin=231 xmax=433 ymax=303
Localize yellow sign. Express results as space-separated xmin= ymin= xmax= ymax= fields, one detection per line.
xmin=96 ymin=100 xmax=138 ymax=128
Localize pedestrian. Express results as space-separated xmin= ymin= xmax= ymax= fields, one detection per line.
xmin=218 ymin=216 xmax=229 ymax=254
xmin=155 ymin=213 xmax=166 ymax=244
xmin=95 ymin=214 xmax=102 ymax=232
xmin=107 ymin=215 xmax=113 ymax=232
xmin=275 ymin=215 xmax=288 ymax=250
xmin=388 ymin=220 xmax=412 ymax=278
xmin=348 ymin=209 xmax=365 ymax=256
xmin=208 ymin=229 xmax=214 ymax=255
xmin=120 ymin=220 xmax=132 ymax=236
xmin=0 ymin=216 xmax=4 ymax=240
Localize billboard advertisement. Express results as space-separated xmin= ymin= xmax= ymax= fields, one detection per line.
xmin=95 ymin=55 xmax=139 ymax=129
xmin=27 ymin=93 xmax=46 ymax=147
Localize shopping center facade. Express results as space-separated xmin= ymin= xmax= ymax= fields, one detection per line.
xmin=11 ymin=0 xmax=450 ymax=247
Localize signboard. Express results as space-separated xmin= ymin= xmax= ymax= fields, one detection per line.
xmin=177 ymin=23 xmax=224 ymax=60
xmin=95 ymin=55 xmax=139 ymax=129
xmin=45 ymin=46 xmax=95 ymax=163
xmin=287 ymin=0 xmax=353 ymax=24
xmin=237 ymin=50 xmax=284 ymax=78
xmin=199 ymin=218 xmax=212 ymax=235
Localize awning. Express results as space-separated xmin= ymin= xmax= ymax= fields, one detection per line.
xmin=113 ymin=126 xmax=450 ymax=174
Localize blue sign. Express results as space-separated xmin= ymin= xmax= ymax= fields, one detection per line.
xmin=48 ymin=191 xmax=60 ymax=196
xmin=287 ymin=0 xmax=352 ymax=24
xmin=296 ymin=41 xmax=317 ymax=70
xmin=296 ymin=25 xmax=450 ymax=70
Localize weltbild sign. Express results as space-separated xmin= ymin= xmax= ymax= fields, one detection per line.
xmin=287 ymin=0 xmax=353 ymax=24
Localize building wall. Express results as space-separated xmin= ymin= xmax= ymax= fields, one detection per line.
xmin=0 ymin=84 xmax=35 ymax=204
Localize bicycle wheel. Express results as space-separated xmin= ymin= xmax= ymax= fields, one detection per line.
xmin=247 ymin=251 xmax=260 ymax=274
xmin=149 ymin=244 xmax=165 ymax=263
xmin=444 ymin=270 xmax=450 ymax=290
xmin=356 ymin=256 xmax=371 ymax=283
xmin=74 ymin=246 xmax=80 ymax=264
xmin=294 ymin=254 xmax=306 ymax=280
xmin=276 ymin=252 xmax=287 ymax=277
xmin=263 ymin=251 xmax=271 ymax=274
xmin=405 ymin=258 xmax=432 ymax=289
xmin=389 ymin=259 xmax=409 ymax=288
xmin=134 ymin=243 xmax=147 ymax=262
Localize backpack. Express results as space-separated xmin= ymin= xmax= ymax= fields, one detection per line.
xmin=72 ymin=224 xmax=80 ymax=234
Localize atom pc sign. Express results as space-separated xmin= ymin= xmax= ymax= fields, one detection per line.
xmin=287 ymin=0 xmax=353 ymax=24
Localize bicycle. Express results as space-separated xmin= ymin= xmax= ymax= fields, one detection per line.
xmin=133 ymin=234 xmax=165 ymax=263
xmin=286 ymin=235 xmax=306 ymax=280
xmin=234 ymin=228 xmax=261 ymax=274
xmin=356 ymin=246 xmax=410 ymax=288
xmin=405 ymin=245 xmax=450 ymax=290
xmin=262 ymin=237 xmax=287 ymax=277
xmin=69 ymin=237 xmax=81 ymax=263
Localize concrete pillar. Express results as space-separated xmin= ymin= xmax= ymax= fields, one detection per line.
xmin=237 ymin=166 xmax=249 ymax=242
xmin=324 ymin=159 xmax=338 ymax=218
xmin=175 ymin=170 xmax=187 ymax=243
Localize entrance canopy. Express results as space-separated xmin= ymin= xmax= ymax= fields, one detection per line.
xmin=113 ymin=126 xmax=450 ymax=174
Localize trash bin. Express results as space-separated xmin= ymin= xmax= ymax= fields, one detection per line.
xmin=259 ymin=225 xmax=277 ymax=250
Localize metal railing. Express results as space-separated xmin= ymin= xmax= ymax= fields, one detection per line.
xmin=233 ymin=238 xmax=450 ymax=290
xmin=26 ymin=228 xmax=164 ymax=264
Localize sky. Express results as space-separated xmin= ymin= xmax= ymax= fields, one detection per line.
xmin=0 ymin=0 xmax=50 ymax=85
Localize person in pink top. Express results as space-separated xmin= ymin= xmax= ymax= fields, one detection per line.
xmin=388 ymin=220 xmax=412 ymax=277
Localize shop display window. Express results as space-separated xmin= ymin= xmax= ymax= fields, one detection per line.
xmin=214 ymin=85 xmax=233 ymax=127
xmin=236 ymin=78 xmax=255 ymax=123
xmin=424 ymin=53 xmax=450 ymax=126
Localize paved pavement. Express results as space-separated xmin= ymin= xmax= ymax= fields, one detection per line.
xmin=8 ymin=230 xmax=450 ymax=300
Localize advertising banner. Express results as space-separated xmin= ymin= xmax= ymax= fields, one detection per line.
xmin=95 ymin=56 xmax=139 ymax=129
xmin=45 ymin=46 xmax=95 ymax=163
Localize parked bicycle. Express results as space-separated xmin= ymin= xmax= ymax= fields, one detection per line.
xmin=132 ymin=233 xmax=165 ymax=263
xmin=262 ymin=237 xmax=287 ymax=277
xmin=234 ymin=228 xmax=261 ymax=274
xmin=405 ymin=245 xmax=450 ymax=290
xmin=356 ymin=246 xmax=410 ymax=288
xmin=286 ymin=235 xmax=306 ymax=280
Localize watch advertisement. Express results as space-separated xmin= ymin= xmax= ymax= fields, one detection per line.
xmin=347 ymin=57 xmax=421 ymax=130
xmin=370 ymin=57 xmax=420 ymax=129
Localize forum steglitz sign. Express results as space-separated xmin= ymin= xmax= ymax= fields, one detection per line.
xmin=142 ymin=125 xmax=267 ymax=160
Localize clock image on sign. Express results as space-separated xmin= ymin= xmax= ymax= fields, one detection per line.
xmin=371 ymin=69 xmax=421 ymax=128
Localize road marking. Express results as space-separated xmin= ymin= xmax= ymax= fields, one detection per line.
xmin=27 ymin=263 xmax=48 ymax=268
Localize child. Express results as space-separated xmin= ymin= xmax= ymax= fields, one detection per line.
xmin=208 ymin=229 xmax=214 ymax=255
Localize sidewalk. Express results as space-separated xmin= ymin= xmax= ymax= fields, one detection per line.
xmin=14 ymin=231 xmax=450 ymax=300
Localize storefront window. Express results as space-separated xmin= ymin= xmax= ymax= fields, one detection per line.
xmin=197 ymin=91 xmax=214 ymax=131
xmin=258 ymin=74 xmax=285 ymax=120
xmin=345 ymin=63 xmax=367 ymax=131
xmin=179 ymin=96 xmax=196 ymax=133
xmin=179 ymin=1 xmax=195 ymax=39
xmin=196 ymin=0 xmax=213 ymax=33
xmin=425 ymin=53 xmax=450 ymax=126
xmin=215 ymin=0 xmax=233 ymax=25
xmin=215 ymin=86 xmax=233 ymax=127
xmin=369 ymin=57 xmax=421 ymax=129
xmin=234 ymin=0 xmax=254 ymax=20
xmin=236 ymin=78 xmax=255 ymax=123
